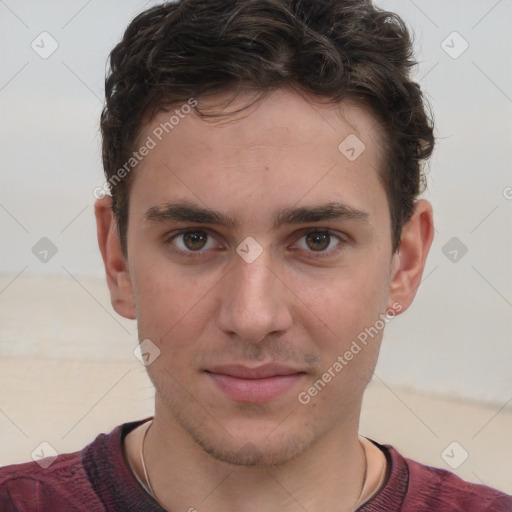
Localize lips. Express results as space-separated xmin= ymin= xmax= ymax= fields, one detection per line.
xmin=204 ymin=364 xmax=306 ymax=403
xmin=205 ymin=363 xmax=305 ymax=379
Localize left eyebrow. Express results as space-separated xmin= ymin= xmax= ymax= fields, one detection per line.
xmin=143 ymin=200 xmax=370 ymax=230
xmin=271 ymin=202 xmax=370 ymax=229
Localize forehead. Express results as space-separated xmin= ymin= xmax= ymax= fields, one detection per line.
xmin=143 ymin=89 xmax=384 ymax=159
xmin=129 ymin=88 xmax=388 ymax=231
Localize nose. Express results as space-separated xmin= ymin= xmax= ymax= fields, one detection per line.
xmin=216 ymin=250 xmax=293 ymax=344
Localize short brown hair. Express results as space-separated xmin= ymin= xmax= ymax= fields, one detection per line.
xmin=100 ymin=0 xmax=434 ymax=254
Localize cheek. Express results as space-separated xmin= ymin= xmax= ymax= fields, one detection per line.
xmin=131 ymin=260 xmax=218 ymax=348
xmin=296 ymin=261 xmax=390 ymax=343
xmin=294 ymin=274 xmax=387 ymax=410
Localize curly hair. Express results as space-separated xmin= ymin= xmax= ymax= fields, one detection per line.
xmin=100 ymin=0 xmax=434 ymax=254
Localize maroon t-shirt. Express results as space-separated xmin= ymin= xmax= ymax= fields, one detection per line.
xmin=1 ymin=418 xmax=511 ymax=511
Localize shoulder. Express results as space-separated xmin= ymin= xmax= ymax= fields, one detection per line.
xmin=0 ymin=443 xmax=104 ymax=511
xmin=0 ymin=420 xmax=149 ymax=512
xmin=386 ymin=444 xmax=512 ymax=512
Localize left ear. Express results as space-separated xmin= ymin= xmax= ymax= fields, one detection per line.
xmin=387 ymin=199 xmax=434 ymax=313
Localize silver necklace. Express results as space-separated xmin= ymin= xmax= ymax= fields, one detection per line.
xmin=140 ymin=419 xmax=155 ymax=498
xmin=140 ymin=420 xmax=368 ymax=510
xmin=353 ymin=439 xmax=369 ymax=510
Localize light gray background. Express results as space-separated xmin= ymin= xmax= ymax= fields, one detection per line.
xmin=0 ymin=0 xmax=511 ymax=489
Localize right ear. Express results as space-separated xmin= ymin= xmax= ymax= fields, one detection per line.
xmin=94 ymin=196 xmax=136 ymax=320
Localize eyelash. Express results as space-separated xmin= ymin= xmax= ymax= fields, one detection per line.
xmin=164 ymin=228 xmax=347 ymax=259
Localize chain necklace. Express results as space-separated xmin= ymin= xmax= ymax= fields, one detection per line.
xmin=139 ymin=420 xmax=369 ymax=510
xmin=139 ymin=419 xmax=155 ymax=498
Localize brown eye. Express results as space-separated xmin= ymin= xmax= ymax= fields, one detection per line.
xmin=171 ymin=230 xmax=216 ymax=253
xmin=182 ymin=231 xmax=208 ymax=250
xmin=294 ymin=230 xmax=343 ymax=255
xmin=305 ymin=232 xmax=331 ymax=251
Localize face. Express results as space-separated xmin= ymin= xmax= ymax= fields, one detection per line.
xmin=106 ymin=88 xmax=417 ymax=467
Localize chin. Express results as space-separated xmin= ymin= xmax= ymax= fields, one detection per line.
xmin=153 ymin=374 xmax=327 ymax=467
xmin=171 ymin=404 xmax=315 ymax=467
xmin=197 ymin=432 xmax=314 ymax=468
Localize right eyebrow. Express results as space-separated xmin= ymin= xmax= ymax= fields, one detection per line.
xmin=143 ymin=202 xmax=238 ymax=228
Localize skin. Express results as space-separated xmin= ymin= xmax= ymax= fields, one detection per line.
xmin=95 ymin=87 xmax=434 ymax=511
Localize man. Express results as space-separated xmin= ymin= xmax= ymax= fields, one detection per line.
xmin=1 ymin=0 xmax=511 ymax=510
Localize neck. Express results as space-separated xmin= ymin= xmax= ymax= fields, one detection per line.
xmin=127 ymin=398 xmax=376 ymax=512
